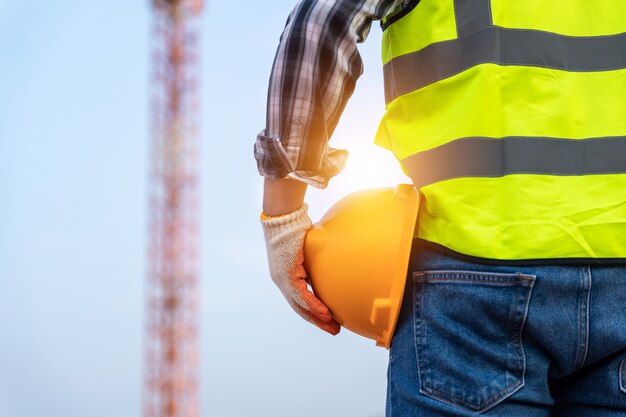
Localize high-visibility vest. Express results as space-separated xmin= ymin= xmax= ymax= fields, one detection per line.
xmin=375 ymin=0 xmax=626 ymax=261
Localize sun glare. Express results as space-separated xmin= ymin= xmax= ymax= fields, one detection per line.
xmin=307 ymin=143 xmax=411 ymax=221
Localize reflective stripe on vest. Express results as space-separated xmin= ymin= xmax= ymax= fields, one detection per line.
xmin=384 ymin=27 xmax=626 ymax=104
xmin=375 ymin=0 xmax=626 ymax=260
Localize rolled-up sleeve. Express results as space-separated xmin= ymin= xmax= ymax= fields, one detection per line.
xmin=254 ymin=0 xmax=401 ymax=189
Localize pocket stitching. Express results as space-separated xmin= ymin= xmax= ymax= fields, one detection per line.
xmin=511 ymin=280 xmax=529 ymax=372
xmin=412 ymin=270 xmax=534 ymax=412
xmin=413 ymin=280 xmax=430 ymax=398
xmin=414 ymin=270 xmax=536 ymax=284
xmin=618 ymin=359 xmax=626 ymax=394
xmin=421 ymin=379 xmax=524 ymax=410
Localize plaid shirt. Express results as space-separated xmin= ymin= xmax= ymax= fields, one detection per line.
xmin=254 ymin=0 xmax=402 ymax=188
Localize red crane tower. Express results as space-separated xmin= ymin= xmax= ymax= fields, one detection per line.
xmin=146 ymin=1 xmax=202 ymax=416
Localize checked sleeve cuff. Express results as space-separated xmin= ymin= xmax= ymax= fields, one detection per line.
xmin=254 ymin=130 xmax=348 ymax=189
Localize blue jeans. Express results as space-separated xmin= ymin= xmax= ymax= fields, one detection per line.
xmin=387 ymin=242 xmax=626 ymax=417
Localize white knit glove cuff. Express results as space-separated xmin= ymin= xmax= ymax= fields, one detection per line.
xmin=261 ymin=203 xmax=311 ymax=235
xmin=261 ymin=203 xmax=312 ymax=301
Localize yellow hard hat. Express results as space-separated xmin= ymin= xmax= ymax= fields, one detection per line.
xmin=303 ymin=184 xmax=420 ymax=349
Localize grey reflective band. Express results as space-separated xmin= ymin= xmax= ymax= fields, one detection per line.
xmin=454 ymin=0 xmax=492 ymax=38
xmin=384 ymin=27 xmax=626 ymax=103
xmin=403 ymin=136 xmax=626 ymax=188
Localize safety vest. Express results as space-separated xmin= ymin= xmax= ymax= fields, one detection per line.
xmin=375 ymin=0 xmax=626 ymax=261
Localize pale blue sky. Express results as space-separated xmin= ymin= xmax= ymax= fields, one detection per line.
xmin=0 ymin=2 xmax=408 ymax=416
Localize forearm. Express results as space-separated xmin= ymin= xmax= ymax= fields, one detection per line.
xmin=262 ymin=177 xmax=308 ymax=217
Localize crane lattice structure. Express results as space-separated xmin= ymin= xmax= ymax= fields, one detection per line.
xmin=146 ymin=1 xmax=202 ymax=416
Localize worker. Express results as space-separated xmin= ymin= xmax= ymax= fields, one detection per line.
xmin=255 ymin=1 xmax=626 ymax=416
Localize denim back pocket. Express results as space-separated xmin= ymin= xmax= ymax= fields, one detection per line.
xmin=413 ymin=270 xmax=536 ymax=413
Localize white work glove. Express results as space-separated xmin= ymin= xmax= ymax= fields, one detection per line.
xmin=261 ymin=203 xmax=340 ymax=335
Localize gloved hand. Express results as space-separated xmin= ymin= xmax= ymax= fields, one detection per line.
xmin=261 ymin=203 xmax=341 ymax=335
